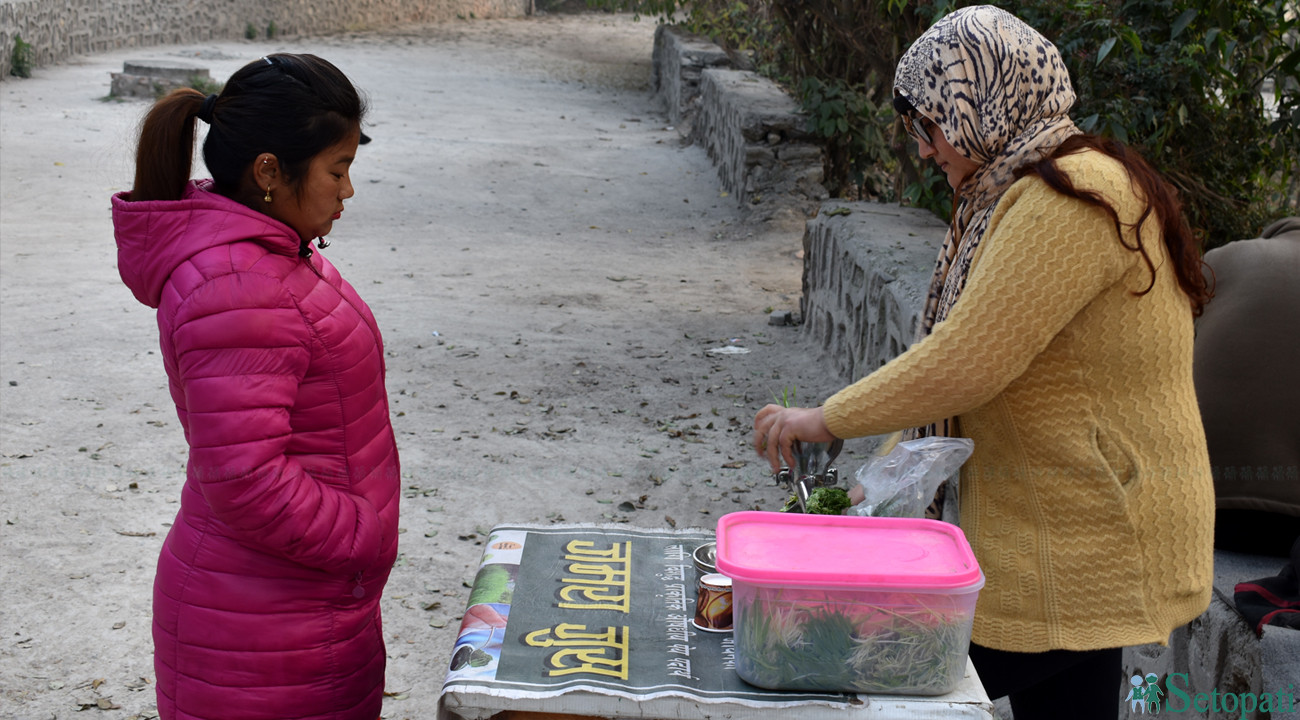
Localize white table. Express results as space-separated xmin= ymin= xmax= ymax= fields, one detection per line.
xmin=436 ymin=524 xmax=995 ymax=720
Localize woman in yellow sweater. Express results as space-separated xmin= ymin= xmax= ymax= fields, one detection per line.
xmin=753 ymin=6 xmax=1214 ymax=718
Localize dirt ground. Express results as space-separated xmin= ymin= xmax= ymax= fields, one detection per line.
xmin=0 ymin=13 xmax=859 ymax=718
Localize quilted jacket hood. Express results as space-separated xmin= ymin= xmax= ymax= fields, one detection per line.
xmin=112 ymin=180 xmax=301 ymax=309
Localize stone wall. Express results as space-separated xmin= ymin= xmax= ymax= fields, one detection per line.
xmin=800 ymin=202 xmax=944 ymax=382
xmin=694 ymin=68 xmax=827 ymax=217
xmin=652 ymin=24 xmax=827 ymax=223
xmin=0 ymin=0 xmax=531 ymax=79
xmin=649 ymin=24 xmax=728 ymax=136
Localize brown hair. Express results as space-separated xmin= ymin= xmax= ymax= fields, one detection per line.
xmin=131 ymin=88 xmax=205 ymax=203
xmin=1016 ymin=134 xmax=1212 ymax=315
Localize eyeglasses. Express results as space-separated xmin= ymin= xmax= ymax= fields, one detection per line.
xmin=904 ymin=114 xmax=936 ymax=146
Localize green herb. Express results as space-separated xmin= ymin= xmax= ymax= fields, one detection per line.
xmin=805 ymin=486 xmax=850 ymax=515
xmin=736 ymin=591 xmax=969 ymax=694
xmin=771 ymin=386 xmax=796 ymax=407
xmin=780 ymin=486 xmax=850 ymax=515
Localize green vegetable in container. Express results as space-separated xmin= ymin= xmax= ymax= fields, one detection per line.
xmin=736 ymin=592 xmax=970 ymax=695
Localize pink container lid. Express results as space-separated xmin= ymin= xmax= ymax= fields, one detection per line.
xmin=714 ymin=511 xmax=982 ymax=590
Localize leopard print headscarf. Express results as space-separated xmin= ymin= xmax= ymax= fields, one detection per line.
xmin=896 ymin=5 xmax=1080 ymax=439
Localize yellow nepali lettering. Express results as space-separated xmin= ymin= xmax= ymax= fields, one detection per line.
xmin=563 ymin=540 xmax=631 ymax=561
xmin=557 ymin=541 xmax=632 ymax=612
xmin=524 ymin=623 xmax=630 ymax=679
xmin=557 ymin=582 xmax=630 ymax=612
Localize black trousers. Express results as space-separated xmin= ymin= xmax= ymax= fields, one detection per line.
xmin=969 ymin=642 xmax=1122 ymax=720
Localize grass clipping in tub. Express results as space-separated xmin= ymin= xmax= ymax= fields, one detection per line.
xmin=737 ymin=591 xmax=968 ymax=694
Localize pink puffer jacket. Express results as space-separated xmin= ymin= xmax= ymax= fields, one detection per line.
xmin=113 ymin=181 xmax=401 ymax=720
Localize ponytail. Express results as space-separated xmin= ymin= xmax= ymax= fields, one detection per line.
xmin=131 ymin=88 xmax=205 ymax=202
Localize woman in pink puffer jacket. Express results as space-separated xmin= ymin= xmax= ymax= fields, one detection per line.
xmin=112 ymin=54 xmax=400 ymax=720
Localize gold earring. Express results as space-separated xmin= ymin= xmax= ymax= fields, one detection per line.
xmin=264 ymin=186 xmax=272 ymax=203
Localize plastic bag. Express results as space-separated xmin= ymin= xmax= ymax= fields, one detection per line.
xmin=847 ymin=437 xmax=974 ymax=518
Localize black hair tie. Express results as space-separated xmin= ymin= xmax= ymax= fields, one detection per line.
xmin=197 ymin=93 xmax=219 ymax=124
xmin=892 ymin=93 xmax=916 ymax=118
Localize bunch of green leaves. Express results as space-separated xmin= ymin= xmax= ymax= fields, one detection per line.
xmin=10 ymin=34 xmax=34 ymax=78
xmin=805 ymin=486 xmax=851 ymax=514
xmin=740 ymin=596 xmax=861 ymax=689
xmin=780 ymin=486 xmax=851 ymax=514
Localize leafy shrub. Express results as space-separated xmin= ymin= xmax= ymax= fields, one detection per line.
xmin=766 ymin=1 xmax=929 ymax=200
xmin=798 ymin=75 xmax=898 ymax=201
xmin=10 ymin=34 xmax=34 ymax=78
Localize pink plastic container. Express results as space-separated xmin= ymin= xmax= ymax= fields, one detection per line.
xmin=715 ymin=511 xmax=983 ymax=695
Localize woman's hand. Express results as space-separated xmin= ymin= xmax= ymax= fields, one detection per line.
xmin=847 ymin=484 xmax=865 ymax=506
xmin=752 ymin=404 xmax=836 ymax=473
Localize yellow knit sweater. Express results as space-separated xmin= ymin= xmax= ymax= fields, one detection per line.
xmin=822 ymin=150 xmax=1214 ymax=652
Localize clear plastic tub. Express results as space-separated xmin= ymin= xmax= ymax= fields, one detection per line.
xmin=715 ymin=511 xmax=983 ymax=695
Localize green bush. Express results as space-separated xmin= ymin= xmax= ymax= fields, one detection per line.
xmin=767 ymin=1 xmax=926 ymax=200
xmin=798 ymin=75 xmax=899 ymax=201
xmin=10 ymin=34 xmax=35 ymax=78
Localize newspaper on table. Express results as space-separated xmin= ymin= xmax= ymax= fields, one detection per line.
xmin=437 ymin=523 xmax=994 ymax=720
